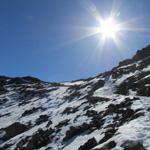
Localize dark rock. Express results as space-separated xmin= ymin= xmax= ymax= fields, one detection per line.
xmin=121 ymin=97 xmax=133 ymax=107
xmin=136 ymin=75 xmax=150 ymax=96
xmin=1 ymin=122 xmax=29 ymax=141
xmin=87 ymin=80 xmax=105 ymax=96
xmin=64 ymin=87 xmax=82 ymax=101
xmin=133 ymin=45 xmax=150 ymax=61
xmin=22 ymin=107 xmax=40 ymax=117
xmin=99 ymin=127 xmax=116 ymax=144
xmin=121 ymin=140 xmax=145 ymax=150
xmin=55 ymin=119 xmax=69 ymax=129
xmin=78 ymin=137 xmax=97 ymax=150
xmin=0 ymin=112 xmax=10 ymax=118
xmin=138 ymin=56 xmax=150 ymax=70
xmin=0 ymin=98 xmax=8 ymax=105
xmin=18 ymin=100 xmax=31 ymax=106
xmin=22 ymin=76 xmax=43 ymax=83
xmin=83 ymin=105 xmax=91 ymax=111
xmin=94 ymin=141 xmax=116 ymax=150
xmin=50 ymin=82 xmax=62 ymax=86
xmin=0 ymin=76 xmax=8 ymax=94
xmin=85 ymin=110 xmax=104 ymax=129
xmin=7 ymin=76 xmax=44 ymax=85
xmin=104 ymin=104 xmax=117 ymax=115
xmin=91 ymin=116 xmax=104 ymax=129
xmin=107 ymin=141 xmax=116 ymax=149
xmin=87 ymin=96 xmax=110 ymax=105
xmin=116 ymin=76 xmax=136 ymax=95
xmin=115 ymin=70 xmax=150 ymax=96
xmin=122 ymin=109 xmax=134 ymax=120
xmin=15 ymin=128 xmax=54 ymax=150
xmin=0 ymin=143 xmax=13 ymax=150
xmin=46 ymin=120 xmax=53 ymax=127
xmin=62 ymin=106 xmax=79 ymax=115
xmin=132 ymin=111 xmax=144 ymax=119
xmin=63 ymin=123 xmax=91 ymax=141
xmin=35 ymin=114 xmax=49 ymax=125
xmin=0 ymin=76 xmax=10 ymax=80
xmin=19 ymin=88 xmax=49 ymax=100
xmin=111 ymin=63 xmax=136 ymax=79
xmin=147 ymin=107 xmax=150 ymax=111
xmin=85 ymin=110 xmax=98 ymax=117
xmin=8 ymin=77 xmax=27 ymax=84
xmin=119 ymin=59 xmax=134 ymax=67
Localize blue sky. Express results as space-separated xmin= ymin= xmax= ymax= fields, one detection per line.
xmin=0 ymin=0 xmax=150 ymax=82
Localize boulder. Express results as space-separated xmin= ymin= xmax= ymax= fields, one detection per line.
xmin=78 ymin=137 xmax=97 ymax=150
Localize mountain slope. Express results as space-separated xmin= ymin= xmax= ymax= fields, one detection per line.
xmin=0 ymin=45 xmax=150 ymax=150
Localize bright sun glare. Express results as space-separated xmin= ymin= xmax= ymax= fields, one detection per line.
xmin=98 ymin=17 xmax=120 ymax=39
xmin=67 ymin=0 xmax=141 ymax=51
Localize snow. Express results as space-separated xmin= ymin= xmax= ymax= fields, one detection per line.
xmin=94 ymin=76 xmax=116 ymax=98
xmin=114 ymin=109 xmax=150 ymax=149
xmin=62 ymin=81 xmax=85 ymax=86
xmin=143 ymin=65 xmax=150 ymax=72
xmin=128 ymin=89 xmax=137 ymax=96
xmin=141 ymin=74 xmax=150 ymax=80
xmin=115 ymin=71 xmax=138 ymax=85
xmin=118 ymin=63 xmax=136 ymax=69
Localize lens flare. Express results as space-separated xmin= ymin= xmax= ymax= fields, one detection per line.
xmin=98 ymin=17 xmax=121 ymax=39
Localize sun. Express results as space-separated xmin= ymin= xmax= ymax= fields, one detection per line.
xmin=98 ymin=17 xmax=120 ymax=39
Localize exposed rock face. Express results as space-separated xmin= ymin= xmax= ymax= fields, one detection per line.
xmin=119 ymin=59 xmax=134 ymax=67
xmin=133 ymin=45 xmax=150 ymax=61
xmin=0 ymin=46 xmax=150 ymax=149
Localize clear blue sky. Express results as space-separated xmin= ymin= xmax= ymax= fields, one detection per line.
xmin=0 ymin=0 xmax=150 ymax=82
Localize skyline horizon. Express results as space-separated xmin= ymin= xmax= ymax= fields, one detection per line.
xmin=1 ymin=0 xmax=150 ymax=82
xmin=1 ymin=43 xmax=149 ymax=82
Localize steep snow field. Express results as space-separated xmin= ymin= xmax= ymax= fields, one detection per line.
xmin=0 ymin=46 xmax=150 ymax=150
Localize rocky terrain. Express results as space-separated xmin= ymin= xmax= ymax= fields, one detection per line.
xmin=0 ymin=45 xmax=150 ymax=150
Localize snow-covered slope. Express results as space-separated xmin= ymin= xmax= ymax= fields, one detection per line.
xmin=0 ymin=45 xmax=150 ymax=150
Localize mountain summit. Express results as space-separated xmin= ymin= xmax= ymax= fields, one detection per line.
xmin=0 ymin=45 xmax=150 ymax=150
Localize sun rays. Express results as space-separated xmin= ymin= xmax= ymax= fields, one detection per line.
xmin=53 ymin=0 xmax=150 ymax=55
xmin=73 ymin=0 xmax=150 ymax=52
